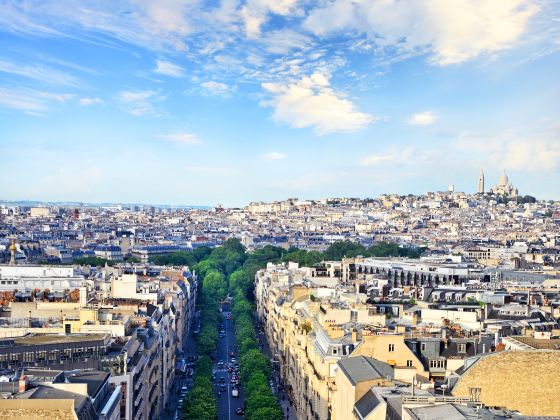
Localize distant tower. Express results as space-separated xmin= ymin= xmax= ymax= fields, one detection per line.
xmin=478 ymin=170 xmax=485 ymax=194
xmin=9 ymin=239 xmax=16 ymax=265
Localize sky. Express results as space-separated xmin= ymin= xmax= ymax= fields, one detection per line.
xmin=0 ymin=0 xmax=559 ymax=207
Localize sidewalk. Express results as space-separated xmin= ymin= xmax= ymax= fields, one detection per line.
xmin=257 ymin=329 xmax=297 ymax=419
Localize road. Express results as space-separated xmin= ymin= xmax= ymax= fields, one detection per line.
xmin=164 ymin=304 xmax=245 ymax=420
xmin=215 ymin=303 xmax=245 ymax=420
xmin=163 ymin=312 xmax=199 ymax=420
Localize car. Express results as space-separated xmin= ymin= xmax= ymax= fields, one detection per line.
xmin=230 ymin=358 xmax=236 ymax=363
xmin=217 ymin=362 xmax=224 ymax=368
xmin=232 ymin=387 xmax=239 ymax=397
xmin=220 ymin=384 xmax=226 ymax=392
xmin=235 ymin=407 xmax=245 ymax=415
xmin=181 ymin=386 xmax=188 ymax=391
xmin=219 ymin=377 xmax=226 ymax=383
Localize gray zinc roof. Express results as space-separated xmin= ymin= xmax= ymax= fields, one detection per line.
xmin=337 ymin=355 xmax=393 ymax=386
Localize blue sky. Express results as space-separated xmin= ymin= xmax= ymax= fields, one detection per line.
xmin=0 ymin=0 xmax=559 ymax=206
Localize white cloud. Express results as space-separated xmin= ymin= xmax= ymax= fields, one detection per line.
xmin=409 ymin=111 xmax=437 ymax=126
xmin=0 ymin=88 xmax=47 ymax=112
xmin=0 ymin=1 xmax=196 ymax=52
xmin=304 ymin=0 xmax=539 ymax=65
xmin=262 ymin=29 xmax=311 ymax=54
xmin=154 ymin=59 xmax=185 ymax=77
xmin=361 ymin=153 xmax=395 ymax=166
xmin=456 ymin=130 xmax=560 ymax=172
xmin=262 ymin=152 xmax=287 ymax=160
xmin=362 ymin=146 xmax=436 ymax=166
xmin=503 ymin=139 xmax=560 ymax=171
xmin=261 ymin=72 xmax=374 ymax=135
xmin=157 ymin=132 xmax=201 ymax=145
xmin=79 ymin=97 xmax=102 ymax=106
xmin=118 ymin=90 xmax=164 ymax=116
xmin=201 ymin=81 xmax=231 ymax=95
xmin=0 ymin=59 xmax=82 ymax=87
xmin=0 ymin=87 xmax=72 ymax=113
xmin=241 ymin=0 xmax=301 ymax=38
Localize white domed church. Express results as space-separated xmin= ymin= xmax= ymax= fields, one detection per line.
xmin=491 ymin=170 xmax=518 ymax=198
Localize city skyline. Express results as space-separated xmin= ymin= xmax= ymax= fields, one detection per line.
xmin=0 ymin=168 xmax=548 ymax=208
xmin=1 ymin=1 xmax=559 ymax=206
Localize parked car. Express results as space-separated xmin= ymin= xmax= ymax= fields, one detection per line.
xmin=235 ymin=407 xmax=245 ymax=415
xmin=232 ymin=387 xmax=239 ymax=397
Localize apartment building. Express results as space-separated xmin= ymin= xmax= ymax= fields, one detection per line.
xmin=0 ymin=264 xmax=197 ymax=420
xmin=256 ymin=263 xmax=429 ymax=420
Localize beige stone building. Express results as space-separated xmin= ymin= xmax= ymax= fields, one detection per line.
xmin=451 ymin=351 xmax=560 ymax=416
xmin=256 ymin=264 xmax=429 ymax=420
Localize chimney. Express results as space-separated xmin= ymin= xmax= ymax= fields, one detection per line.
xmin=18 ymin=375 xmax=28 ymax=393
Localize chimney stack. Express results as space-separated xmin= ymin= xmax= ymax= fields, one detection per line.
xmin=18 ymin=375 xmax=28 ymax=393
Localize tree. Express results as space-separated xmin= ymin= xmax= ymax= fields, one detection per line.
xmin=73 ymin=256 xmax=114 ymax=266
xmin=324 ymin=241 xmax=366 ymax=260
xmin=240 ymin=349 xmax=270 ymax=380
xmin=196 ymin=259 xmax=221 ymax=279
xmin=202 ymin=271 xmax=227 ymax=301
xmin=247 ymin=406 xmax=283 ymax=420
xmin=222 ymin=237 xmax=246 ymax=256
xmin=517 ymin=195 xmax=537 ymax=204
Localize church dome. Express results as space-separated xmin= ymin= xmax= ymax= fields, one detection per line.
xmin=499 ymin=171 xmax=509 ymax=186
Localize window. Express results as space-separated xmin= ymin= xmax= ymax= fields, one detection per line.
xmin=430 ymin=360 xmax=446 ymax=369
xmin=458 ymin=343 xmax=466 ymax=353
xmin=421 ymin=343 xmax=426 ymax=351
xmin=388 ymin=344 xmax=395 ymax=352
xmin=406 ymin=360 xmax=413 ymax=367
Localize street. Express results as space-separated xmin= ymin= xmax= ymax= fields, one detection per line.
xmin=215 ymin=303 xmax=245 ymax=420
xmin=162 ymin=304 xmax=247 ymax=420
xmin=162 ymin=313 xmax=199 ymax=420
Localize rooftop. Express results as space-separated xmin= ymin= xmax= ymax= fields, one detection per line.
xmin=13 ymin=333 xmax=108 ymax=346
xmin=337 ymin=355 xmax=394 ymax=386
xmin=65 ymin=370 xmax=110 ymax=398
